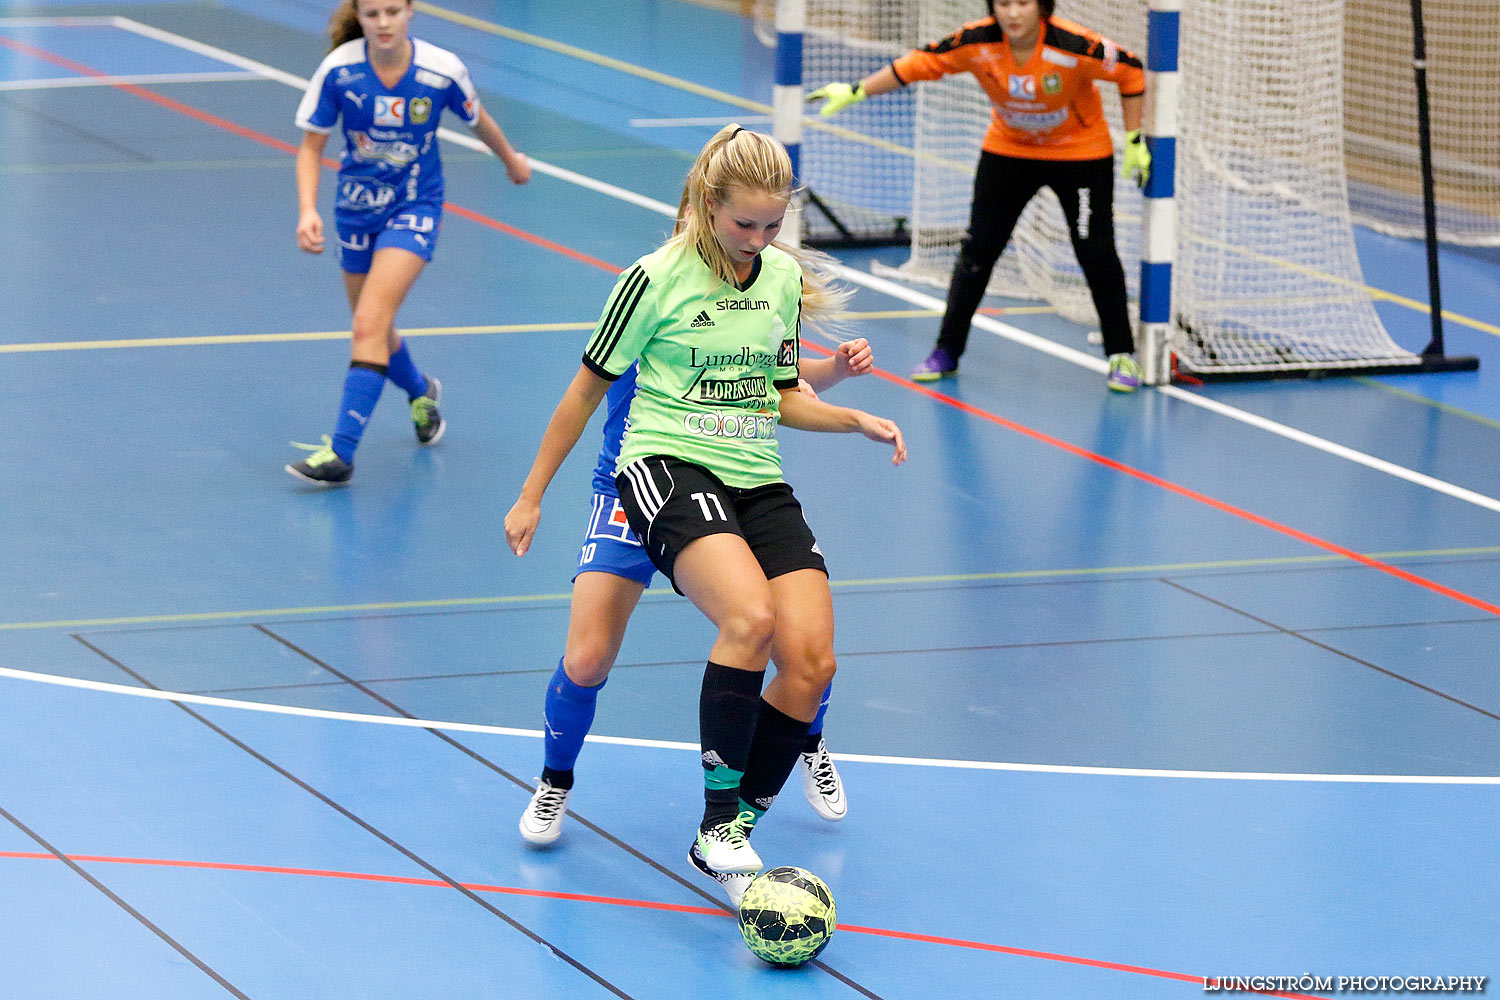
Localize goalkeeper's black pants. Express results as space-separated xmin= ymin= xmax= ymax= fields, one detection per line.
xmin=936 ymin=151 xmax=1134 ymax=362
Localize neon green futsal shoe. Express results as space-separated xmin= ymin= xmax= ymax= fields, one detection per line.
xmin=696 ymin=810 xmax=762 ymax=875
xmin=1107 ymin=353 xmax=1142 ymax=392
xmin=411 ymin=375 xmax=445 ymax=445
xmin=285 ymin=435 xmax=352 ymax=486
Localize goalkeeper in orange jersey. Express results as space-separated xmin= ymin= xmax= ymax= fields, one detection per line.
xmin=811 ymin=0 xmax=1150 ymax=392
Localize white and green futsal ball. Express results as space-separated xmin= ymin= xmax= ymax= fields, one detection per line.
xmin=736 ymin=866 xmax=837 ymax=967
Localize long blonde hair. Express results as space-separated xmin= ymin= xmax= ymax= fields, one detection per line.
xmin=669 ymin=124 xmax=850 ymax=330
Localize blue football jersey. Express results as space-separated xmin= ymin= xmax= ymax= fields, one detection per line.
xmin=295 ymin=38 xmax=481 ymax=229
xmin=592 ymin=363 xmax=640 ymax=498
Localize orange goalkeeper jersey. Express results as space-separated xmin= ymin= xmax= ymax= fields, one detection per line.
xmin=891 ymin=15 xmax=1145 ymax=161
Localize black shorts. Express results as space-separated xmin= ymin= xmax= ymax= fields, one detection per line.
xmin=615 ymin=455 xmax=827 ymax=593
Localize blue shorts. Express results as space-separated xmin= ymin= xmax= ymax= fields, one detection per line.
xmin=573 ymin=492 xmax=656 ymax=585
xmin=337 ymin=203 xmax=441 ymax=274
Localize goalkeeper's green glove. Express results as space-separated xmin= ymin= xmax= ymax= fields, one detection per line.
xmin=807 ymin=82 xmax=866 ymax=117
xmin=1122 ymin=129 xmax=1151 ymax=188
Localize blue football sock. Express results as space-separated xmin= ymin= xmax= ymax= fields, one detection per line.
xmin=385 ymin=340 xmax=428 ymax=400
xmin=331 ymin=362 xmax=386 ymax=462
xmin=809 ymin=682 xmax=832 ymax=736
xmin=542 ymin=659 xmax=605 ymax=775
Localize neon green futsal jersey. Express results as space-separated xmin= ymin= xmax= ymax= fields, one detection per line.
xmin=582 ymin=241 xmax=802 ymax=489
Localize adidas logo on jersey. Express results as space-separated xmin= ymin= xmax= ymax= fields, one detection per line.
xmin=690 ymin=310 xmax=715 ymax=329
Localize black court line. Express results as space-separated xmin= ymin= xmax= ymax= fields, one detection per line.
xmin=0 ymin=92 xmax=155 ymax=163
xmin=0 ymin=803 xmax=252 ymax=999
xmin=183 ymin=658 xmax=697 ymax=696
xmin=251 ymin=625 xmax=886 ymax=999
xmin=176 ymin=630 xmax=1290 ymax=698
xmin=70 ymin=634 xmax=639 ymax=1000
xmin=1162 ymin=580 xmax=1500 ymax=725
xmin=160 ymin=616 xmax=1495 ymax=698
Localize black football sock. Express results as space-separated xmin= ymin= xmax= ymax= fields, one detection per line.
xmin=738 ymin=699 xmax=813 ymax=823
xmin=698 ymin=661 xmax=764 ymax=830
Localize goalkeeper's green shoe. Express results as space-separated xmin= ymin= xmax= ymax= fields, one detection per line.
xmin=412 ymin=376 xmax=445 ymax=446
xmin=1107 ymin=354 xmax=1142 ymax=393
xmin=285 ymin=435 xmax=352 ymax=486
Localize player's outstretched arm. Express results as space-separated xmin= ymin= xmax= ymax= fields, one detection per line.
xmin=807 ymin=66 xmax=902 ymax=117
xmin=473 ymin=108 xmax=531 ymax=185
xmin=779 ymin=386 xmax=907 ymax=465
xmin=295 ymin=130 xmax=330 ymax=253
xmin=505 ymin=366 xmax=610 ymax=556
xmin=800 ymin=338 xmax=873 ymax=393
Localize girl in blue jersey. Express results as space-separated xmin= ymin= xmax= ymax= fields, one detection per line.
xmin=505 ymin=125 xmax=906 ymax=905
xmin=287 ymin=0 xmax=530 ymax=485
xmin=516 ymin=340 xmax=873 ymax=851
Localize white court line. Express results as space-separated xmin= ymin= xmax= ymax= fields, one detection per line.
xmin=0 ymin=16 xmax=116 ymax=27
xmin=629 ymin=115 xmax=772 ymax=128
xmin=68 ymin=17 xmax=1500 ymax=517
xmin=0 ymin=71 xmax=259 ymax=91
xmin=2 ymin=667 xmax=1496 ymax=784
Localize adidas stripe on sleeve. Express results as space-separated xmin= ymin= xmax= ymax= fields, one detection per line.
xmin=583 ymin=264 xmax=656 ymax=380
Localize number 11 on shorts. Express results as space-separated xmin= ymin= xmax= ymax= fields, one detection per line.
xmin=691 ymin=491 xmax=727 ymax=521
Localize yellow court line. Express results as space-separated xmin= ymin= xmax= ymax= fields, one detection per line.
xmin=2 ymin=313 xmax=1064 ymax=353
xmin=6 ymin=546 xmax=1495 ymax=632
xmin=1355 ymin=378 xmax=1500 ymax=430
xmin=416 ymin=1 xmax=1499 ymax=341
xmin=0 ymin=593 xmax=575 ymax=632
xmin=845 ymin=307 xmax=1056 ymax=320
xmin=413 ymin=2 xmax=951 ymax=169
xmin=0 ymin=322 xmax=594 ymax=354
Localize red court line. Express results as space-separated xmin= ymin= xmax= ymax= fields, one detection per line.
xmin=0 ymin=34 xmax=620 ymax=275
xmin=8 ymin=32 xmax=1494 ymax=620
xmin=876 ymin=372 xmax=1500 ymax=618
xmin=0 ymin=851 xmax=1327 ymax=997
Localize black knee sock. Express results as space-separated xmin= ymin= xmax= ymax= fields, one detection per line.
xmin=699 ymin=661 xmax=764 ymax=829
xmin=738 ymin=699 xmax=813 ymax=822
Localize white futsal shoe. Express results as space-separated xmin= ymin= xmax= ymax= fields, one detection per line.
xmin=800 ymin=736 xmax=847 ymax=821
xmin=519 ymin=779 xmax=570 ymax=845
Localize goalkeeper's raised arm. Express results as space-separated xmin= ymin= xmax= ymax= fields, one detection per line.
xmin=815 ymin=0 xmax=1149 ymax=393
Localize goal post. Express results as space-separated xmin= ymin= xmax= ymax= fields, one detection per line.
xmin=770 ymin=0 xmax=1481 ymax=383
xmin=1135 ymin=0 xmax=1177 ymax=386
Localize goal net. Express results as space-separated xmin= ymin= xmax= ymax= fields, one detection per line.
xmin=1345 ymin=0 xmax=1500 ymax=246
xmin=770 ymin=0 xmax=1489 ymax=378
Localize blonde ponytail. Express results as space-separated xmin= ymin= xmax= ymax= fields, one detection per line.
xmin=667 ymin=125 xmax=851 ymax=332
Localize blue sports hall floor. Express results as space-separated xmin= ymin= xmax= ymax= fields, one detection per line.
xmin=2 ymin=2 xmax=1498 ymax=997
